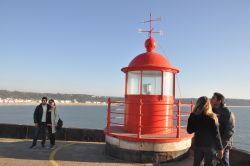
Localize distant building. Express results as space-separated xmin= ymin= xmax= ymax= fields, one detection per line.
xmin=85 ymin=101 xmax=92 ymax=104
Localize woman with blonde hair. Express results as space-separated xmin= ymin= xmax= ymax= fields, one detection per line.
xmin=187 ymin=96 xmax=223 ymax=166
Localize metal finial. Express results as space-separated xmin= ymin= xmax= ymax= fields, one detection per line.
xmin=138 ymin=13 xmax=162 ymax=38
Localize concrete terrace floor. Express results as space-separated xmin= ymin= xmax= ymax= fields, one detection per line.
xmin=0 ymin=138 xmax=193 ymax=166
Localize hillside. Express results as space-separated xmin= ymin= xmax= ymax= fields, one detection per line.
xmin=0 ymin=90 xmax=249 ymax=106
xmin=177 ymin=98 xmax=250 ymax=107
xmin=0 ymin=90 xmax=122 ymax=103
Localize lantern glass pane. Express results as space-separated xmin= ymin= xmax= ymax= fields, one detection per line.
xmin=127 ymin=71 xmax=141 ymax=94
xmin=142 ymin=71 xmax=162 ymax=95
xmin=163 ymin=72 xmax=174 ymax=96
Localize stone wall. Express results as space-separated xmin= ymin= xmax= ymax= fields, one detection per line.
xmin=0 ymin=123 xmax=104 ymax=142
xmin=230 ymin=148 xmax=250 ymax=165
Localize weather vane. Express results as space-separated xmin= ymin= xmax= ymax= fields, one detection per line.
xmin=138 ymin=13 xmax=163 ymax=38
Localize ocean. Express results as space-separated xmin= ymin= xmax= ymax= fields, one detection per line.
xmin=0 ymin=105 xmax=249 ymax=152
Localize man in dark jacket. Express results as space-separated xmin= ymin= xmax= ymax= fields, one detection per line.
xmin=211 ymin=92 xmax=235 ymax=166
xmin=30 ymin=97 xmax=51 ymax=148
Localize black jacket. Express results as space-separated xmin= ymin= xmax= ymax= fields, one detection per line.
xmin=213 ymin=107 xmax=235 ymax=149
xmin=187 ymin=113 xmax=223 ymax=150
xmin=33 ymin=104 xmax=51 ymax=125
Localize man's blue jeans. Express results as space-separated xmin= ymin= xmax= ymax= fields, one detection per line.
xmin=31 ymin=122 xmax=47 ymax=146
xmin=193 ymin=147 xmax=216 ymax=166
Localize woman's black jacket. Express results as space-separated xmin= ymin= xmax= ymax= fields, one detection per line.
xmin=187 ymin=113 xmax=223 ymax=150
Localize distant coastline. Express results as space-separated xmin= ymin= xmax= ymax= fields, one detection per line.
xmin=0 ymin=90 xmax=118 ymax=106
xmin=1 ymin=90 xmax=250 ymax=107
xmin=1 ymin=102 xmax=250 ymax=108
xmin=227 ymin=105 xmax=250 ymax=108
xmin=0 ymin=102 xmax=107 ymax=106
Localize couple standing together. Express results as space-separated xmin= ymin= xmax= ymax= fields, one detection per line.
xmin=187 ymin=92 xmax=235 ymax=166
xmin=30 ymin=97 xmax=59 ymax=149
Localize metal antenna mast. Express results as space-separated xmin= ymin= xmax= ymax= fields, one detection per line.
xmin=139 ymin=13 xmax=162 ymax=38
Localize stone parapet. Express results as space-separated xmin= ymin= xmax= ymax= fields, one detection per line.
xmin=0 ymin=123 xmax=104 ymax=142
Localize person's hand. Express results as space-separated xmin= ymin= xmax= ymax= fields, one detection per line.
xmin=35 ymin=123 xmax=38 ymax=127
xmin=217 ymin=149 xmax=224 ymax=159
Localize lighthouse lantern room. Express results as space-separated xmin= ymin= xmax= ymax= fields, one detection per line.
xmin=105 ymin=14 xmax=193 ymax=163
xmin=122 ymin=36 xmax=179 ymax=135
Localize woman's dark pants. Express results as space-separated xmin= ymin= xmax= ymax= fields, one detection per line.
xmin=193 ymin=147 xmax=216 ymax=166
xmin=47 ymin=126 xmax=55 ymax=146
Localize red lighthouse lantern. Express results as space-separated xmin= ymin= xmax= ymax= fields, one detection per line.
xmin=105 ymin=14 xmax=193 ymax=163
xmin=122 ymin=37 xmax=179 ymax=134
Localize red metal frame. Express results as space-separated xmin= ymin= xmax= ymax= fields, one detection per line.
xmin=138 ymin=99 xmax=143 ymax=138
xmin=122 ymin=66 xmax=179 ymax=73
xmin=107 ymin=98 xmax=111 ymax=133
xmin=106 ymin=98 xmax=193 ymax=141
xmin=126 ymin=70 xmax=176 ymax=96
xmin=176 ymin=100 xmax=181 ymax=138
xmin=125 ymin=73 xmax=128 ymax=97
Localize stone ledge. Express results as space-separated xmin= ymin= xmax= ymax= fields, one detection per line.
xmin=105 ymin=135 xmax=192 ymax=152
xmin=0 ymin=123 xmax=105 ymax=142
xmin=105 ymin=142 xmax=190 ymax=163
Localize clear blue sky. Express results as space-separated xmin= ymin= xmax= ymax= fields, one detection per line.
xmin=0 ymin=0 xmax=250 ymax=99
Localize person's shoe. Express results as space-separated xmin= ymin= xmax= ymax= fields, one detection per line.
xmin=47 ymin=144 xmax=53 ymax=149
xmin=29 ymin=145 xmax=36 ymax=149
xmin=50 ymin=145 xmax=56 ymax=150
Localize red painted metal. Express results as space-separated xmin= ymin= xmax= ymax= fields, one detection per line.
xmin=107 ymin=98 xmax=111 ymax=134
xmin=124 ymin=95 xmax=174 ymax=134
xmin=122 ymin=66 xmax=178 ymax=73
xmin=122 ymin=51 xmax=179 ymax=73
xmin=105 ymin=99 xmax=193 ymax=142
xmin=176 ymin=100 xmax=181 ymax=138
xmin=145 ymin=38 xmax=156 ymax=52
xmin=138 ymin=99 xmax=143 ymax=139
xmin=125 ymin=73 xmax=128 ymax=98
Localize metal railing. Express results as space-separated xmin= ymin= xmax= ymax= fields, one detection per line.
xmin=106 ymin=98 xmax=193 ymax=139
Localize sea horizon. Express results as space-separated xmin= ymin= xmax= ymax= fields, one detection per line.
xmin=1 ymin=102 xmax=250 ymax=108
